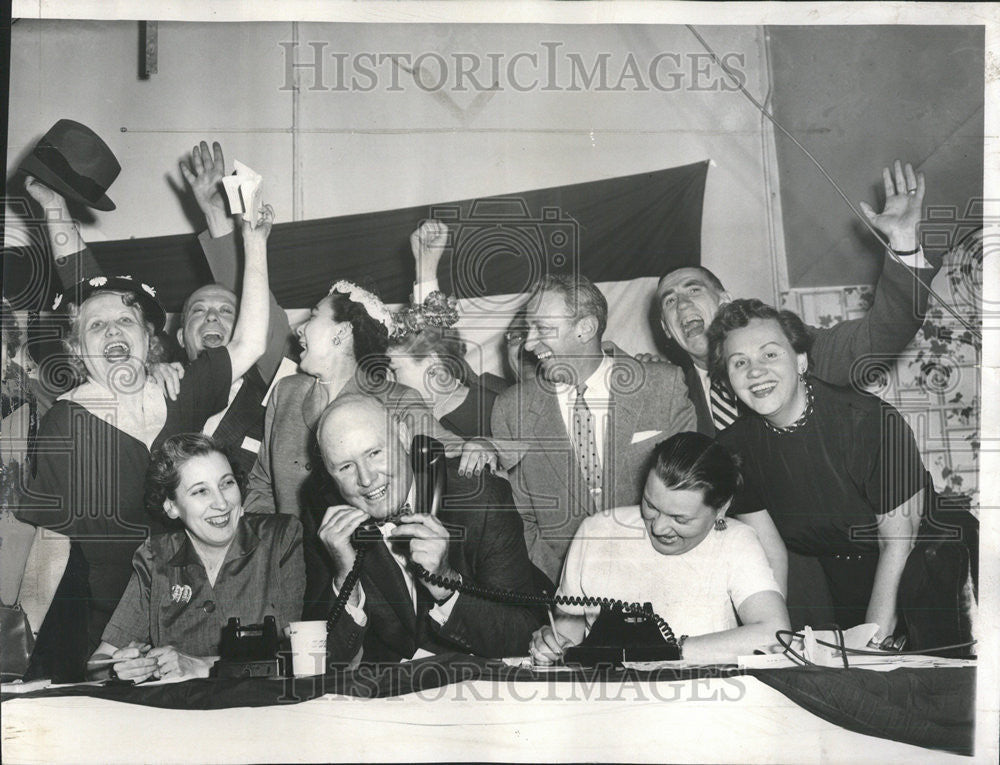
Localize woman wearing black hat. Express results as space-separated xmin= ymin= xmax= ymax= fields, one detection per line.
xmin=17 ymin=208 xmax=275 ymax=682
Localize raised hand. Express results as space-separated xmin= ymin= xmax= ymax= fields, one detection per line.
xmin=23 ymin=174 xmax=86 ymax=261
xmin=392 ymin=512 xmax=459 ymax=602
xmin=859 ymin=159 xmax=924 ymax=251
xmin=242 ymin=203 xmax=275 ymax=250
xmin=23 ymin=174 xmax=68 ymax=211
xmin=410 ymin=219 xmax=449 ymax=285
xmin=317 ymin=504 xmax=369 ymax=592
xmin=179 ymin=141 xmax=233 ymax=237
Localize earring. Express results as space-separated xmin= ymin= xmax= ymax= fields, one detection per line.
xmin=332 ymin=336 xmax=341 ymax=346
xmin=714 ymin=516 xmax=728 ymax=532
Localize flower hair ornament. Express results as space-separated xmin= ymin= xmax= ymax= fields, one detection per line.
xmin=328 ymin=280 xmax=394 ymax=332
xmin=52 ymin=274 xmax=166 ymax=331
xmin=391 ymin=291 xmax=459 ymax=341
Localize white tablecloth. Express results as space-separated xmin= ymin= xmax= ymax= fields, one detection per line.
xmin=1 ymin=675 xmax=971 ymax=764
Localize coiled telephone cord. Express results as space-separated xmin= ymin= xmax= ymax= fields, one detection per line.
xmin=413 ymin=564 xmax=679 ymax=647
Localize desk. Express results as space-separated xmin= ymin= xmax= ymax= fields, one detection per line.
xmin=1 ymin=669 xmax=974 ymax=764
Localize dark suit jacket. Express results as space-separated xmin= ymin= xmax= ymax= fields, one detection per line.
xmin=209 ymin=366 xmax=270 ymax=476
xmin=491 ymin=344 xmax=695 ymax=583
xmin=677 ymin=256 xmax=938 ymax=437
xmin=303 ymin=460 xmax=544 ymax=665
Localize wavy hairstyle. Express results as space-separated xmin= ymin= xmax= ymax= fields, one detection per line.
xmin=389 ymin=325 xmax=473 ymax=386
xmin=326 ymin=290 xmax=391 ymax=372
xmin=650 ymin=431 xmax=743 ymax=512
xmin=706 ymin=298 xmax=812 ymax=393
xmin=538 ymin=274 xmax=609 ymax=340
xmin=146 ymin=432 xmax=246 ymax=522
xmin=62 ymin=290 xmax=168 ymax=383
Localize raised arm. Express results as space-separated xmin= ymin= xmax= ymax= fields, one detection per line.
xmin=224 ymin=206 xmax=273 ymax=384
xmin=809 ymin=160 xmax=936 ymax=386
xmin=180 ymin=141 xmax=292 ymax=382
xmin=23 ymin=175 xmax=102 ymax=287
xmin=410 ymin=218 xmax=448 ymax=302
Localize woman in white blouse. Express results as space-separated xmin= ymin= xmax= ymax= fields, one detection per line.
xmin=530 ymin=431 xmax=789 ymax=665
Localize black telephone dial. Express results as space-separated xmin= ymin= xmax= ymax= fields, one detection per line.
xmin=329 ymin=435 xmax=679 ymax=666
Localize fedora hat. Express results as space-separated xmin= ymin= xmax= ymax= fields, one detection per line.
xmin=19 ymin=120 xmax=120 ymax=211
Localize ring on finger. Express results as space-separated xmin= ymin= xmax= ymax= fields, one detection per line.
xmin=906 ymin=188 xmax=917 ymax=195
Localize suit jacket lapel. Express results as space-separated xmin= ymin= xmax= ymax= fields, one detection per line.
xmin=211 ymin=368 xmax=267 ymax=447
xmin=527 ymin=383 xmax=579 ymax=492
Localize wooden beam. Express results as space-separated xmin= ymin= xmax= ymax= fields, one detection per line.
xmin=141 ymin=21 xmax=158 ymax=78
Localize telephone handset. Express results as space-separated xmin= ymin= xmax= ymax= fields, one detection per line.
xmin=351 ymin=435 xmax=446 ymax=547
xmin=327 ymin=436 xmax=448 ymax=628
xmin=330 ymin=436 xmax=679 ymax=665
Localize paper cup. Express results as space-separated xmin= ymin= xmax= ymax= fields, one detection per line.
xmin=288 ymin=620 xmax=328 ymax=677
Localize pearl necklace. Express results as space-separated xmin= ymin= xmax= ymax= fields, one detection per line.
xmin=764 ymin=378 xmax=814 ymax=435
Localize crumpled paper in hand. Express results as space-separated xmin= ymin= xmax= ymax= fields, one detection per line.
xmin=222 ymin=160 xmax=263 ymax=222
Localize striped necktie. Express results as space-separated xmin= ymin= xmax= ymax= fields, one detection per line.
xmin=572 ymin=384 xmax=604 ymax=513
xmin=709 ymin=379 xmax=739 ymax=431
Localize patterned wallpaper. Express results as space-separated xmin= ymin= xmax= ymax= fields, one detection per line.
xmin=780 ymin=230 xmax=982 ymax=508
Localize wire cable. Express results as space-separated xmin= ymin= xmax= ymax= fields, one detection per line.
xmin=685 ymin=24 xmax=981 ymax=340
xmin=774 ymin=629 xmax=976 ymax=668
xmin=415 ymin=564 xmax=679 ymax=646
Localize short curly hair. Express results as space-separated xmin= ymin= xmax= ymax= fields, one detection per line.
xmin=389 ymin=325 xmax=472 ymax=386
xmin=146 ymin=433 xmax=245 ymax=522
xmin=62 ymin=290 xmax=167 ymax=383
xmin=706 ymin=298 xmax=812 ymax=393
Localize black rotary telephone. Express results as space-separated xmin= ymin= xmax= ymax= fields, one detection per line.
xmin=328 ymin=435 xmax=680 ymax=666
xmin=214 ymin=615 xmax=285 ymax=678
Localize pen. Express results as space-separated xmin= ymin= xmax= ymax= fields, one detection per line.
xmin=548 ymin=607 xmax=563 ymax=644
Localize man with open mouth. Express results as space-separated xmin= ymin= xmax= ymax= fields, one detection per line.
xmin=654 ymin=159 xmax=937 ymax=437
xmin=491 ymin=274 xmax=696 ymax=586
xmin=29 ymin=140 xmax=297 ymax=476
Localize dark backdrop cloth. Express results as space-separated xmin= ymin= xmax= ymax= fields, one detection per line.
xmin=4 ymin=161 xmax=708 ymax=312
xmin=749 ymin=666 xmax=975 ymax=756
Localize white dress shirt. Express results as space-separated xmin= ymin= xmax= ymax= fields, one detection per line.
xmin=695 ymin=365 xmax=713 ymax=411
xmin=334 ymin=485 xmax=460 ymax=657
xmin=554 ymin=353 xmax=615 ymax=470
